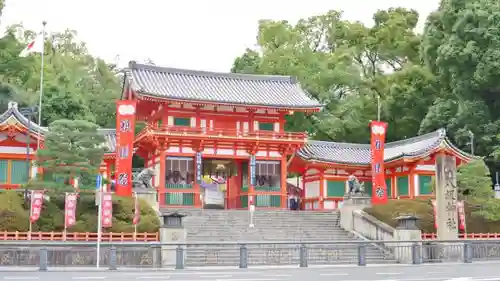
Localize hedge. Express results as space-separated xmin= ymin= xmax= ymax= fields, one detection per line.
xmin=0 ymin=190 xmax=160 ymax=233
xmin=364 ymin=198 xmax=500 ymax=233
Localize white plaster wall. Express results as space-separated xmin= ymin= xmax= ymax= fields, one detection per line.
xmin=254 ymin=121 xmax=259 ymax=131
xmin=324 ymin=200 xmax=335 ymax=209
xmin=243 ymin=122 xmax=249 ymax=132
xmin=190 ymin=117 xmax=196 ymax=127
xmin=273 ymin=122 xmax=279 ymax=132
xmin=305 ymin=168 xmax=319 ymax=176
xmin=167 ymin=116 xmax=174 ymax=126
xmin=0 ymin=146 xmax=35 ymax=154
xmin=217 ymin=149 xmax=233 ymax=155
xmin=167 ymin=146 xmax=180 ymax=153
xmin=305 ymin=180 xmax=319 ymax=198
xmin=416 ymin=165 xmax=435 ymax=171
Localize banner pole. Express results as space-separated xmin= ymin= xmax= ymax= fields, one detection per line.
xmin=96 ymin=186 xmax=103 ymax=268
xmin=28 ymin=190 xmax=33 ymax=241
xmin=63 ymin=192 xmax=67 ymax=241
xmin=134 ymin=192 xmax=137 ymax=241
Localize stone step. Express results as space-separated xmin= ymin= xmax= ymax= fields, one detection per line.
xmin=167 ymin=208 xmax=394 ymax=265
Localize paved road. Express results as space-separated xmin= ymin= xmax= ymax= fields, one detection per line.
xmin=2 ymin=263 xmax=500 ymax=281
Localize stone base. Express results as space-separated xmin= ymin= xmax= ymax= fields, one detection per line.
xmin=135 ymin=190 xmax=159 ymax=212
xmin=343 ymin=194 xmax=372 ymax=206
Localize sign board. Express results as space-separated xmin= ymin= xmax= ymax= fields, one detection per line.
xmin=249 ymin=155 xmax=256 ymax=186
xmin=96 ymin=174 xmax=102 ymax=189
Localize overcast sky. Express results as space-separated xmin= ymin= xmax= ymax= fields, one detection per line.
xmin=1 ymin=0 xmax=439 ymax=72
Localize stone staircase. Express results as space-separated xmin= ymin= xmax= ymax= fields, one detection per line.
xmin=161 ymin=209 xmax=395 ymax=266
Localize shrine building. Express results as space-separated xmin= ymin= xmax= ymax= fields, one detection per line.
xmin=288 ymin=129 xmax=476 ymax=210
xmin=0 ymin=61 xmax=476 ymax=211
xmin=0 ymin=101 xmax=116 ymax=189
xmin=123 ymin=62 xmax=321 ymax=208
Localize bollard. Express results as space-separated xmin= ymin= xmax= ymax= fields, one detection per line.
xmin=152 ymin=246 xmax=161 ymax=268
xmin=175 ymin=245 xmax=184 ymax=269
xmin=412 ymin=243 xmax=422 ymax=265
xmin=39 ymin=248 xmax=48 ymax=271
xmin=463 ymin=242 xmax=472 ymax=263
xmin=108 ymin=246 xmax=117 ymax=270
xmin=239 ymin=244 xmax=248 ymax=269
xmin=357 ymin=244 xmax=366 ymax=266
xmin=299 ymin=244 xmax=308 ymax=268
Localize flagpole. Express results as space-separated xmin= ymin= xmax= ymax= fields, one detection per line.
xmin=36 ymin=21 xmax=46 ymax=149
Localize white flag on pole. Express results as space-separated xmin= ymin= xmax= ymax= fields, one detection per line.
xmin=19 ymin=34 xmax=45 ymax=57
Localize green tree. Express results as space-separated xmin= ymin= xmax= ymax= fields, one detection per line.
xmin=0 ymin=24 xmax=121 ymax=127
xmin=457 ymin=159 xmax=500 ymax=220
xmin=34 ymin=119 xmax=105 ymax=190
xmin=231 ymin=9 xmax=433 ymax=143
xmin=420 ymin=0 xmax=500 ymax=158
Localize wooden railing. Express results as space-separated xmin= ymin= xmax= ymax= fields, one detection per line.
xmin=138 ymin=124 xmax=307 ymax=142
xmin=0 ymin=231 xmax=159 ymax=241
xmin=422 ymin=233 xmax=500 ymax=239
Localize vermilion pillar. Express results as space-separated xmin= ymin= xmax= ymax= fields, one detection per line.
xmin=280 ymin=155 xmax=287 ymax=208
xmin=159 ymin=149 xmax=166 ymax=205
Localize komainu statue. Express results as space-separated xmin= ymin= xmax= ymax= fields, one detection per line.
xmin=347 ymin=174 xmax=365 ymax=196
xmin=132 ymin=168 xmax=156 ymax=190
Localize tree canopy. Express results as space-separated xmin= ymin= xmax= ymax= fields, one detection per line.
xmin=33 ymin=119 xmax=106 ymax=190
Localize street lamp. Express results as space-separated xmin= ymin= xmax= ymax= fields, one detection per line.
xmin=468 ymin=130 xmax=474 ymax=156
xmin=19 ymin=106 xmax=37 ymax=200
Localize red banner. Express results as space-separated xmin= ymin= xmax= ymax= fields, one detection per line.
xmin=431 ymin=199 xmax=438 ymax=229
xmin=30 ymin=191 xmax=44 ymax=223
xmin=457 ymin=200 xmax=466 ymax=231
xmin=64 ymin=193 xmax=78 ymax=228
xmin=115 ymin=100 xmax=137 ymax=196
xmin=101 ymin=193 xmax=113 ymax=228
xmin=132 ymin=194 xmax=140 ymax=225
xmin=370 ymin=121 xmax=388 ymax=204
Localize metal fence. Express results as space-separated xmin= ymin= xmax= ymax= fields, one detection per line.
xmin=0 ymin=240 xmax=500 ymax=270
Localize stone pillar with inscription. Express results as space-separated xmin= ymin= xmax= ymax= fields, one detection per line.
xmin=435 ymin=154 xmax=462 ymax=261
xmin=160 ymin=212 xmax=187 ymax=267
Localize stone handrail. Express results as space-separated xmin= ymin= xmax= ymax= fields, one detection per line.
xmin=352 ymin=210 xmax=395 ymax=241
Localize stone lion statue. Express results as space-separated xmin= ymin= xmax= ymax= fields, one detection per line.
xmin=132 ymin=168 xmax=155 ymax=190
xmin=347 ymin=175 xmax=365 ymax=196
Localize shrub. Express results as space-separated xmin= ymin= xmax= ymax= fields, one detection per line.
xmin=364 ymin=198 xmax=500 ymax=233
xmin=0 ymin=190 xmax=160 ymax=233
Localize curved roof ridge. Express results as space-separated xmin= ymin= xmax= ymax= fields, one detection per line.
xmin=0 ymin=101 xmax=47 ymax=134
xmin=298 ymin=128 xmax=460 ymax=165
xmin=307 ymin=140 xmax=370 ymax=148
xmin=386 ymin=128 xmax=445 ymax=148
xmin=128 ymin=61 xmax=296 ymax=83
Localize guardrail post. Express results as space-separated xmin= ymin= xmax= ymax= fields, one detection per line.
xmin=239 ymin=244 xmax=248 ymax=269
xmin=175 ymin=245 xmax=184 ymax=269
xmin=412 ymin=243 xmax=421 ymax=264
xmin=39 ymin=247 xmax=48 ymax=271
xmin=463 ymin=241 xmax=472 ymax=263
xmin=108 ymin=246 xmax=117 ymax=270
xmin=357 ymin=244 xmax=366 ymax=266
xmin=299 ymin=244 xmax=308 ymax=268
xmin=152 ymin=245 xmax=161 ymax=268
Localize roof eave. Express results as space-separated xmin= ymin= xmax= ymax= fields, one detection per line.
xmin=134 ymin=91 xmax=322 ymax=112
